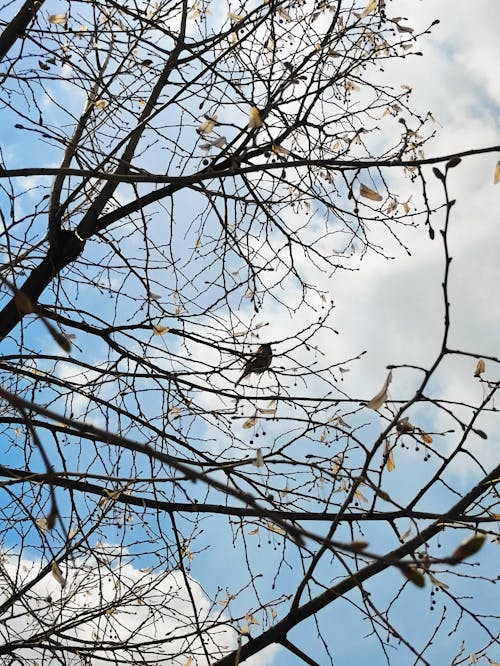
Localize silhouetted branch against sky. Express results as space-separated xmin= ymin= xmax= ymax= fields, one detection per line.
xmin=0 ymin=1 xmax=498 ymax=664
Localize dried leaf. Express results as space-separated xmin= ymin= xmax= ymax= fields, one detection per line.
xmin=245 ymin=613 xmax=259 ymax=625
xmin=253 ymin=448 xmax=265 ymax=467
xmin=366 ymin=370 xmax=392 ymax=410
xmin=277 ymin=6 xmax=291 ymax=21
xmin=271 ymin=608 xmax=278 ymax=618
xmin=36 ymin=517 xmax=49 ymax=533
xmin=361 ymin=0 xmax=378 ymax=18
xmin=183 ymin=658 xmax=193 ymax=666
xmin=272 ymin=144 xmax=290 ymax=155
xmin=360 ymin=183 xmax=383 ymax=202
xmin=474 ymin=359 xmax=485 ymax=377
xmin=265 ymin=521 xmax=286 ymax=535
xmin=248 ymin=527 xmax=259 ymax=535
xmin=427 ymin=572 xmax=449 ymax=590
xmin=228 ymin=11 xmax=244 ymax=21
xmin=248 ymin=107 xmax=263 ymax=129
xmin=14 ymin=291 xmax=34 ymax=314
xmin=94 ymin=99 xmax=107 ymax=110
xmin=401 ymin=564 xmax=425 ymax=588
xmin=51 ymin=561 xmax=66 ymax=587
xmin=198 ymin=115 xmax=218 ymax=134
xmin=451 ymin=534 xmax=486 ymax=562
xmin=354 ymin=488 xmax=368 ymax=502
xmin=243 ymin=416 xmax=257 ymax=429
xmin=48 ymin=14 xmax=67 ymax=25
xmin=419 ymin=432 xmax=433 ymax=444
xmin=384 ymin=440 xmax=395 ymax=471
xmin=494 ymin=161 xmax=500 ymax=184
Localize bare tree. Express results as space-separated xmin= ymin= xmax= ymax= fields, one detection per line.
xmin=0 ymin=1 xmax=498 ymax=664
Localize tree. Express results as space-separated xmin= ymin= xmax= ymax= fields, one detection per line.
xmin=0 ymin=1 xmax=498 ymax=664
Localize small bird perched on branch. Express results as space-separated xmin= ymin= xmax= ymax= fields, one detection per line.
xmin=235 ymin=344 xmax=272 ymax=386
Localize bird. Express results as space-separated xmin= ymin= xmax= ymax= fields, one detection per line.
xmin=235 ymin=344 xmax=272 ymax=386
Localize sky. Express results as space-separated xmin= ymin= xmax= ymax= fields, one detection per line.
xmin=0 ymin=0 xmax=499 ymax=665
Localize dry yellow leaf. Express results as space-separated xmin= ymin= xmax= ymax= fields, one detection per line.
xmin=198 ymin=115 xmax=218 ymax=134
xmin=265 ymin=521 xmax=286 ymax=535
xmin=360 ymin=183 xmax=383 ymax=202
xmin=366 ymin=370 xmax=392 ymax=410
xmin=419 ymin=432 xmax=433 ymax=444
xmin=271 ymin=608 xmax=278 ymax=618
xmin=272 ymin=144 xmax=290 ymax=155
xmin=494 ymin=161 xmax=500 ymax=184
xmin=248 ymin=107 xmax=263 ymax=129
xmin=183 ymin=658 xmax=193 ymax=666
xmin=474 ymin=359 xmax=486 ymax=377
xmin=48 ymin=14 xmax=67 ymax=25
xmin=243 ymin=416 xmax=257 ymax=429
xmin=361 ymin=0 xmax=378 ymax=17
xmin=384 ymin=440 xmax=395 ymax=472
xmin=51 ymin=561 xmax=66 ymax=587
xmin=248 ymin=527 xmax=259 ymax=535
xmin=245 ymin=613 xmax=259 ymax=625
xmin=228 ymin=11 xmax=244 ymax=21
xmin=153 ymin=324 xmax=169 ymax=336
xmin=94 ymin=99 xmax=107 ymax=110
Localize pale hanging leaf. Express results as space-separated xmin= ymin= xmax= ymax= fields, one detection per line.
xmin=272 ymin=144 xmax=291 ymax=155
xmin=245 ymin=613 xmax=259 ymax=625
xmin=51 ymin=561 xmax=66 ymax=587
xmin=320 ymin=429 xmax=327 ymax=443
xmin=183 ymin=658 xmax=194 ymax=666
xmin=170 ymin=406 xmax=181 ymax=415
xmin=271 ymin=608 xmax=278 ymax=618
xmin=279 ymin=485 xmax=289 ymax=499
xmin=248 ymin=107 xmax=263 ymax=129
xmin=188 ymin=1 xmax=202 ymax=18
xmin=354 ymin=488 xmax=368 ymax=502
xmin=419 ymin=432 xmax=433 ymax=444
xmin=451 ymin=534 xmax=486 ymax=562
xmin=211 ymin=136 xmax=227 ymax=148
xmin=474 ymin=359 xmax=485 ymax=377
xmin=384 ymin=440 xmax=395 ymax=471
xmin=198 ymin=115 xmax=218 ymax=134
xmin=48 ymin=13 xmax=67 ymax=25
xmin=360 ymin=183 xmax=383 ymax=202
xmin=366 ymin=370 xmax=392 ymax=410
xmin=244 ymin=290 xmax=254 ymax=299
xmin=396 ymin=22 xmax=414 ymax=33
xmin=174 ymin=304 xmax=183 ymax=315
xmin=253 ymin=448 xmax=265 ymax=467
xmin=181 ymin=546 xmax=194 ymax=561
xmin=427 ymin=572 xmax=449 ymax=590
xmin=265 ymin=521 xmax=286 ymax=535
xmin=228 ymin=11 xmax=244 ymax=21
xmin=400 ymin=527 xmax=412 ymax=542
xmin=401 ymin=565 xmax=425 ymax=588
xmin=153 ymin=324 xmax=169 ymax=336
xmin=277 ymin=6 xmax=291 ymax=21
xmin=243 ymin=416 xmax=257 ymax=429
xmin=36 ymin=517 xmax=49 ymax=533
xmin=360 ymin=0 xmax=378 ymax=18
xmin=248 ymin=527 xmax=259 ymax=535
xmin=494 ymin=161 xmax=500 ymax=184
xmin=239 ymin=625 xmax=250 ymax=635
xmin=94 ymin=99 xmax=107 ymax=110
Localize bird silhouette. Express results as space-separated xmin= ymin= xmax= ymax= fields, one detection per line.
xmin=235 ymin=344 xmax=272 ymax=386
